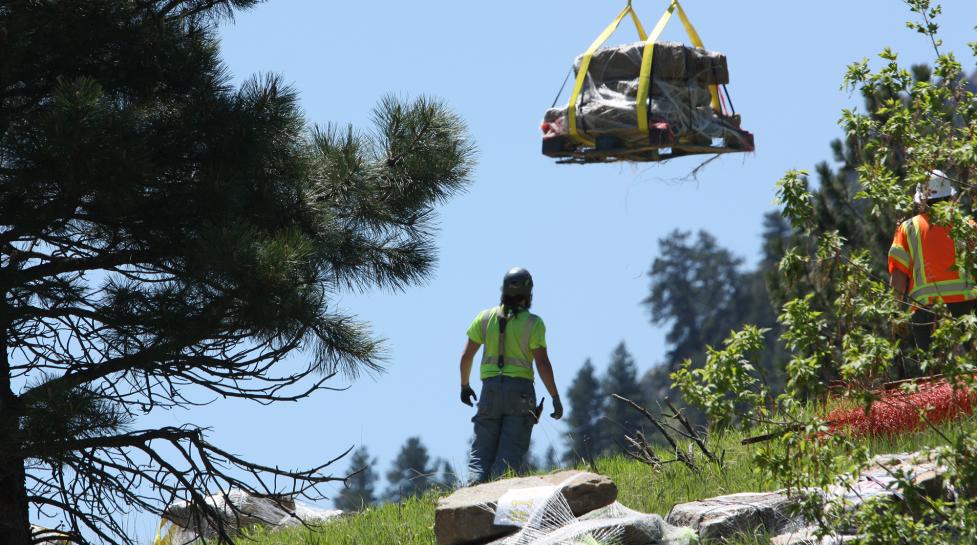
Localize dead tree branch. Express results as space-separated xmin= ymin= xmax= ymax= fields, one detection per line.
xmin=611 ymin=394 xmax=698 ymax=472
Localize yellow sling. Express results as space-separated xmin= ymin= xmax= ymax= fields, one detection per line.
xmin=567 ymin=0 xmax=722 ymax=145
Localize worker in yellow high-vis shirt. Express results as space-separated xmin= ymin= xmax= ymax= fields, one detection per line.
xmin=458 ymin=267 xmax=562 ymax=483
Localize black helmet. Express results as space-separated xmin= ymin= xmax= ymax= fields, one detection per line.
xmin=502 ymin=267 xmax=533 ymax=298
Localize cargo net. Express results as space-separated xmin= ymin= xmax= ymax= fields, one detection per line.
xmin=542 ymin=41 xmax=754 ymax=164
xmin=484 ymin=476 xmax=697 ymax=545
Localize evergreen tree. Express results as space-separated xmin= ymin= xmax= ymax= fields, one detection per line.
xmin=599 ymin=343 xmax=645 ymax=456
xmin=562 ymin=359 xmax=603 ymax=464
xmin=385 ymin=437 xmax=435 ymax=502
xmin=334 ymin=446 xmax=379 ymax=512
xmin=644 ymin=231 xmax=750 ymax=370
xmin=640 ymin=226 xmax=786 ymax=431
xmin=0 ymin=2 xmax=474 ymax=543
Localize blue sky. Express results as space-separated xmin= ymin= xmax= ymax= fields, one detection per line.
xmin=127 ymin=0 xmax=976 ymax=539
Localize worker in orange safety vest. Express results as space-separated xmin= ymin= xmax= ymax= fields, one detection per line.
xmin=888 ymin=170 xmax=977 ymax=351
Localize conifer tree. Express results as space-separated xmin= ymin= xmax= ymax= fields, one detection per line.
xmin=599 ymin=343 xmax=645 ymax=456
xmin=562 ymin=359 xmax=603 ymax=464
xmin=0 ymin=2 xmax=474 ymax=543
xmin=334 ymin=447 xmax=379 ymax=512
xmin=385 ymin=437 xmax=435 ymax=502
xmin=640 ymin=227 xmax=786 ymax=429
xmin=644 ymin=231 xmax=749 ymax=370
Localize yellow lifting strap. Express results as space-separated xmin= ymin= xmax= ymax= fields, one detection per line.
xmin=567 ymin=2 xmax=647 ymax=146
xmin=567 ymin=0 xmax=722 ymax=145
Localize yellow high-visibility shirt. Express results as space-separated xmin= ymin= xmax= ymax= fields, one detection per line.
xmin=467 ymin=307 xmax=546 ymax=380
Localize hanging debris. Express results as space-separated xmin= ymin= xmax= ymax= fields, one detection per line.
xmin=541 ymin=1 xmax=754 ymax=164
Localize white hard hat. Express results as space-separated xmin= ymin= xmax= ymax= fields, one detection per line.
xmin=914 ymin=169 xmax=956 ymax=204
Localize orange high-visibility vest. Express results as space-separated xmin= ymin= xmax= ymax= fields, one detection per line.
xmin=888 ymin=213 xmax=977 ymax=306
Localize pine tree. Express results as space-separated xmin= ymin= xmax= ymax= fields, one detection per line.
xmin=562 ymin=359 xmax=604 ymax=464
xmin=599 ymin=343 xmax=645 ymax=456
xmin=334 ymin=447 xmax=379 ymax=512
xmin=644 ymin=231 xmax=749 ymax=370
xmin=385 ymin=437 xmax=435 ymax=502
xmin=640 ymin=226 xmax=786 ymax=431
xmin=0 ymin=2 xmax=475 ymax=543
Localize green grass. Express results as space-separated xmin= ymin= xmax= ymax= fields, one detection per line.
xmin=215 ymin=416 xmax=977 ymax=545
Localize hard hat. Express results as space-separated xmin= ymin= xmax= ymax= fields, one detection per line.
xmin=502 ymin=267 xmax=533 ymax=298
xmin=914 ymin=170 xmax=956 ymax=204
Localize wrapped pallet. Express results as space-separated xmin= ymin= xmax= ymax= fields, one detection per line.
xmin=541 ymin=1 xmax=754 ymax=164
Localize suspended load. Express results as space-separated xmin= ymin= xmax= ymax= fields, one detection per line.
xmin=541 ymin=1 xmax=754 ymax=164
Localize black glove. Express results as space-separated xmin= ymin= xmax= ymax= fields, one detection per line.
xmin=550 ymin=395 xmax=563 ymax=420
xmin=461 ymin=384 xmax=477 ymax=407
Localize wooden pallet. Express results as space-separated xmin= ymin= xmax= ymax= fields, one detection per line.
xmin=542 ymin=126 xmax=755 ymax=165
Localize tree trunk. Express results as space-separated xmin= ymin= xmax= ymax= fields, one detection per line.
xmin=0 ymin=453 xmax=30 ymax=545
xmin=0 ymin=295 xmax=30 ymax=545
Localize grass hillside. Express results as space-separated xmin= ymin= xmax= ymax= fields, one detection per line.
xmin=217 ymin=418 xmax=976 ymax=545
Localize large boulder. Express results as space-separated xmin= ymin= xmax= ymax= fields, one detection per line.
xmin=434 ymin=470 xmax=617 ymax=545
xmin=666 ymin=491 xmax=800 ymax=543
xmin=160 ymin=489 xmax=342 ymax=544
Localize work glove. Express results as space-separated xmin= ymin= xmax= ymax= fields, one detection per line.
xmin=461 ymin=384 xmax=477 ymax=407
xmin=550 ymin=395 xmax=563 ymax=420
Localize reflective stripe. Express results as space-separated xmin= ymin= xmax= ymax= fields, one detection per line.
xmin=478 ymin=308 xmax=538 ymax=380
xmin=906 ymin=218 xmax=927 ymax=290
xmin=479 ymin=307 xmax=496 ymax=344
xmin=482 ymin=356 xmax=532 ymax=368
xmin=909 ymin=279 xmax=977 ymax=301
xmin=888 ymin=245 xmax=910 ymax=269
xmin=904 ymin=216 xmax=977 ymax=305
xmin=520 ymin=315 xmax=537 ymax=358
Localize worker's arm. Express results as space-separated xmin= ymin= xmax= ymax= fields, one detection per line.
xmin=533 ymin=347 xmax=559 ymax=399
xmin=459 ymin=339 xmax=480 ymax=406
xmin=890 ymin=269 xmax=910 ymax=311
xmin=459 ymin=339 xmax=480 ymax=386
xmin=534 ymin=347 xmax=563 ymax=419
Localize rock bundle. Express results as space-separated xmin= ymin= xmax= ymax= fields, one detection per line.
xmin=541 ymin=41 xmax=754 ymax=163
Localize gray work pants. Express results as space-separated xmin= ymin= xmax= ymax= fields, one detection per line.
xmin=470 ymin=376 xmax=536 ymax=483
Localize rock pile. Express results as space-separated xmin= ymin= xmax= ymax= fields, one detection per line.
xmin=667 ymin=451 xmax=949 ymax=544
